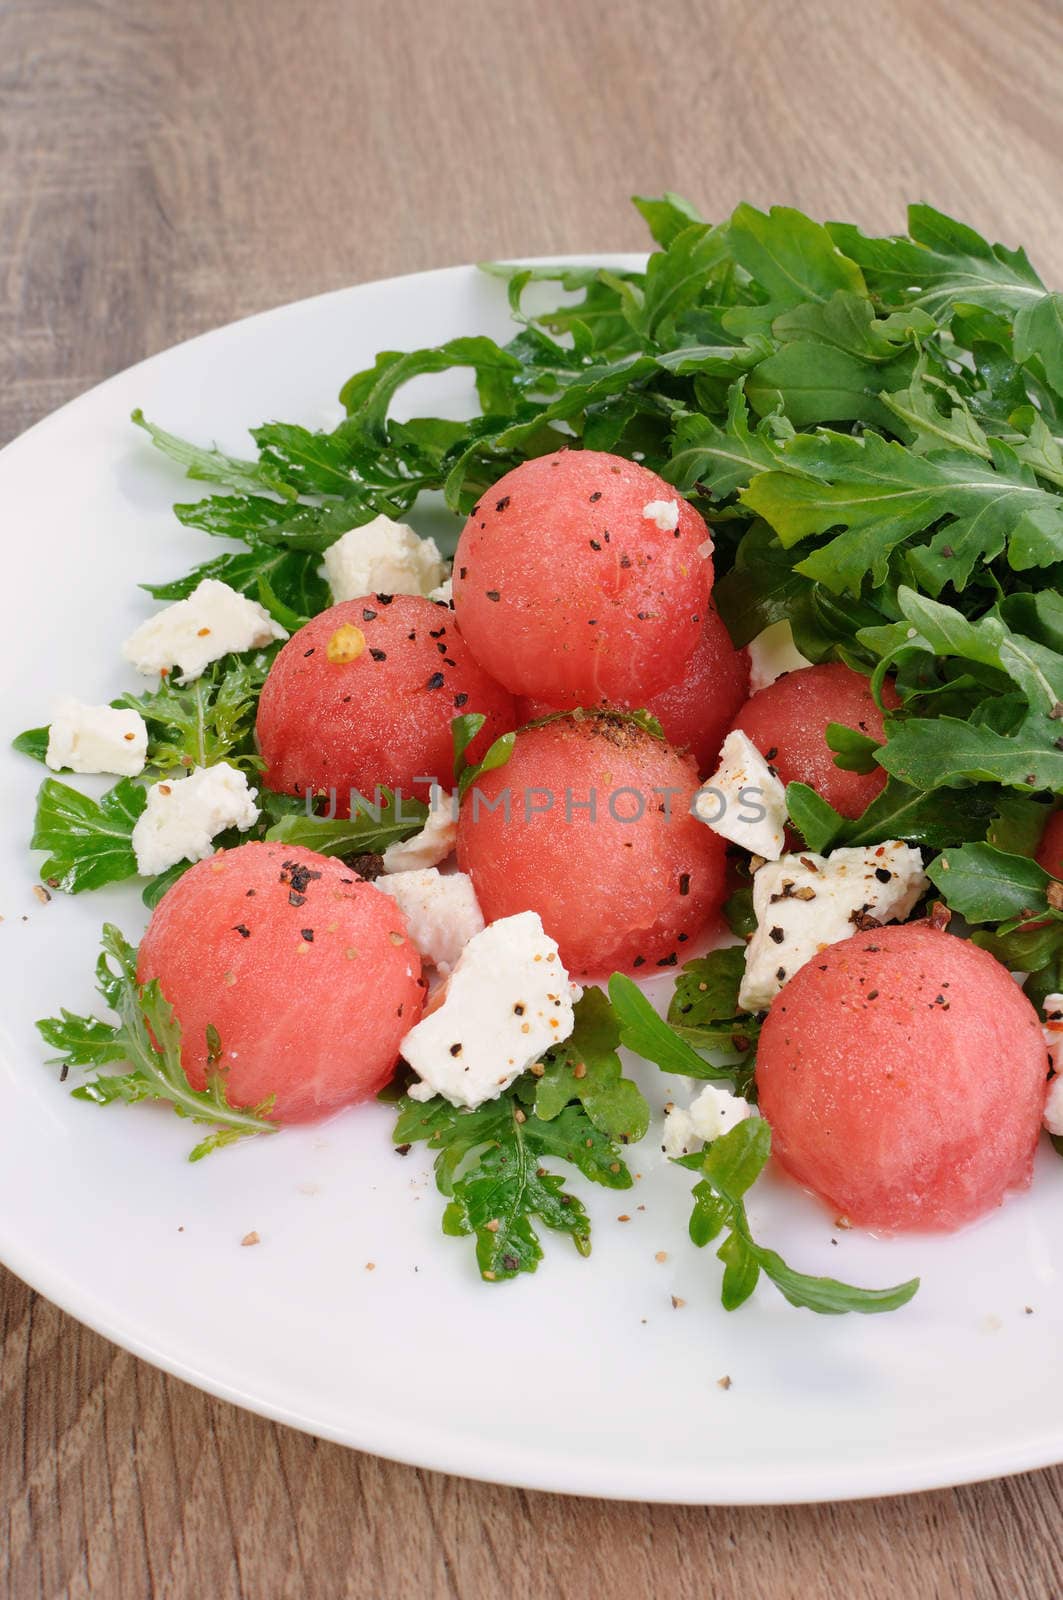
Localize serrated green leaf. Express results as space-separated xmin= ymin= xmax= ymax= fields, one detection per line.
xmin=31 ymin=777 xmax=146 ymax=893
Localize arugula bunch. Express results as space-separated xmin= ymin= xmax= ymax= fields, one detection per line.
xmin=37 ymin=924 xmax=276 ymax=1160
xmin=392 ymin=988 xmax=647 ymax=1281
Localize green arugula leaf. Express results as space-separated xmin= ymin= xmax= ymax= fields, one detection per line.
xmin=37 ymin=925 xmax=276 ymax=1159
xmin=729 ymin=204 xmax=867 ymax=307
xmin=679 ymin=1120 xmax=920 ymax=1315
xmin=926 ymin=842 xmax=1059 ymax=925
xmin=607 ymin=973 xmax=740 ymax=1083
xmin=533 ymin=987 xmax=650 ymax=1144
xmin=264 ymin=788 xmax=428 ymax=857
xmin=453 ymin=713 xmax=517 ymax=800
xmin=13 ymin=726 xmax=49 ymax=762
xmin=132 ymin=410 xmax=298 ymax=500
xmin=393 ymin=1076 xmax=633 ymax=1281
xmin=113 ymin=653 xmax=272 ymax=772
xmin=1013 ymin=291 xmax=1063 ymax=396
xmin=31 ymin=778 xmax=145 ymax=893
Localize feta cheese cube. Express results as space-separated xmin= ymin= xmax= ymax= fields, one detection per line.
xmin=747 ymin=620 xmax=813 ymax=693
xmin=400 ymin=911 xmax=580 ymax=1108
xmin=641 ymin=498 xmax=680 ymax=532
xmin=1043 ymin=995 xmax=1063 ymax=1135
xmin=46 ymin=698 xmax=148 ymax=777
xmin=375 ymin=868 xmax=484 ymax=973
xmin=132 ymin=762 xmax=260 ymax=876
xmin=428 ymin=576 xmax=453 ymax=606
xmin=122 ymin=579 xmax=287 ymax=684
xmin=382 ymin=789 xmax=458 ymax=873
xmin=323 ymin=514 xmax=445 ymax=603
xmin=662 ymin=1084 xmax=753 ymax=1157
xmin=695 ymin=729 xmax=787 ymax=860
xmin=738 ymin=841 xmax=928 ymax=1012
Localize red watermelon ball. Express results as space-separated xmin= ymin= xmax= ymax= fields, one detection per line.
xmin=1036 ymin=809 xmax=1063 ymax=878
xmin=730 ymin=661 xmax=899 ymax=819
xmin=452 ymin=450 xmax=713 ymax=707
xmin=456 ymin=715 xmax=727 ymax=976
xmin=518 ymin=602 xmax=750 ymax=777
xmin=256 ymin=594 xmax=516 ymax=807
xmin=757 ymin=923 xmax=1049 ymax=1232
xmin=136 ymin=841 xmax=425 ymax=1123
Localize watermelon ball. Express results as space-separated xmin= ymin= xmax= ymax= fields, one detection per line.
xmin=757 ymin=923 xmax=1049 ymax=1232
xmin=452 ymin=450 xmax=713 ymax=707
xmin=137 ymin=841 xmax=425 ymax=1123
xmin=456 ymin=714 xmax=728 ymax=976
xmin=1036 ymin=809 xmax=1063 ymax=878
xmin=730 ymin=662 xmax=899 ymax=819
xmin=518 ymin=603 xmax=750 ymax=777
xmin=256 ymin=595 xmax=516 ymax=808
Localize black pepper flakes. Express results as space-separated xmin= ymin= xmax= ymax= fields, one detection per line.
xmin=362 ymin=608 xmax=377 ymax=622
xmin=633 ymin=955 xmax=646 ymax=968
xmin=233 ymin=924 xmax=251 ymax=938
xmin=485 ymin=590 xmax=501 ymax=602
xmin=454 ymin=692 xmax=469 ymax=708
xmin=369 ymin=648 xmax=387 ymax=662
xmin=589 ymin=491 xmax=602 ymax=502
xmin=874 ymin=867 xmax=893 ymax=883
xmin=678 ymin=873 xmax=690 ymax=896
xmin=426 ymin=672 xmax=445 ymax=690
xmin=449 ymin=1042 xmax=462 ymax=1057
xmin=589 ymin=539 xmax=601 ymax=551
xmin=303 ymin=648 xmax=315 ymax=658
xmin=657 ymin=953 xmax=677 ymax=967
xmin=495 ymin=495 xmax=511 ymax=512
xmin=376 ymin=593 xmax=394 ymax=605
xmin=301 ymin=928 xmax=314 ymax=942
xmin=769 ymin=926 xmax=785 ymax=944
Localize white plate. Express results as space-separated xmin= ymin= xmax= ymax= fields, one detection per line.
xmin=1 ymin=260 xmax=1062 ymax=1506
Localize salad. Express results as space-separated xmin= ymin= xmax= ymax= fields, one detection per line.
xmin=17 ymin=196 xmax=1063 ymax=1318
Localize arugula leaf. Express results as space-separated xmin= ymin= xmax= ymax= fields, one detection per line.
xmin=264 ymin=788 xmax=428 ymax=857
xmin=37 ymin=925 xmax=275 ymax=1159
xmin=393 ymin=1075 xmax=633 ymax=1281
xmin=1013 ymin=291 xmax=1063 ymax=396
xmin=533 ymin=987 xmax=650 ymax=1143
xmin=453 ymin=713 xmax=517 ymax=800
xmin=31 ymin=778 xmax=145 ymax=893
xmin=678 ymin=1120 xmax=920 ymax=1315
xmin=926 ymin=842 xmax=1059 ymax=925
xmin=607 ymin=972 xmax=742 ymax=1084
xmin=13 ymin=726 xmax=49 ymax=762
xmin=132 ymin=410 xmax=298 ymax=501
xmin=113 ymin=653 xmax=271 ymax=772
xmin=729 ymin=204 xmax=867 ymax=307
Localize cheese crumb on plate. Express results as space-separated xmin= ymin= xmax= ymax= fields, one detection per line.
xmin=46 ymin=698 xmax=148 ymax=777
xmin=122 ymin=579 xmax=287 ymax=683
xmin=132 ymin=762 xmax=260 ymax=876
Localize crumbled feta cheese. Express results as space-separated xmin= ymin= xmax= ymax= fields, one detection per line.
xmin=747 ymin=620 xmax=813 ymax=693
xmin=662 ymin=1084 xmax=753 ymax=1157
xmin=695 ymin=729 xmax=787 ymax=860
xmin=1043 ymin=995 xmax=1063 ymax=1135
xmin=401 ymin=911 xmax=580 ymax=1108
xmin=739 ymin=841 xmax=928 ymax=1012
xmin=132 ymin=762 xmax=260 ymax=876
xmin=375 ymin=868 xmax=484 ymax=973
xmin=641 ymin=498 xmax=680 ymax=532
xmin=323 ymin=514 xmax=445 ymax=603
xmin=428 ymin=576 xmax=453 ymax=605
xmin=382 ymin=790 xmax=458 ymax=873
xmin=46 ymin=698 xmax=148 ymax=777
xmin=122 ymin=579 xmax=287 ymax=684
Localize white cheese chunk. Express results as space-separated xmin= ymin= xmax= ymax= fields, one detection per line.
xmin=375 ymin=868 xmax=484 ymax=973
xmin=323 ymin=514 xmax=445 ymax=603
xmin=695 ymin=729 xmax=787 ymax=860
xmin=132 ymin=762 xmax=260 ymax=876
xmin=747 ymin=620 xmax=813 ymax=693
xmin=1043 ymin=994 xmax=1063 ymax=1135
xmin=662 ymin=1084 xmax=753 ymax=1157
xmin=122 ymin=579 xmax=287 ymax=684
xmin=401 ymin=911 xmax=580 ymax=1108
xmin=428 ymin=576 xmax=453 ymax=605
xmin=382 ymin=789 xmax=458 ymax=873
xmin=739 ymin=841 xmax=928 ymax=1012
xmin=46 ymin=697 xmax=148 ymax=777
xmin=641 ymin=498 xmax=680 ymax=532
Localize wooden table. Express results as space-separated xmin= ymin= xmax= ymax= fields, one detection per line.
xmin=2 ymin=1 xmax=1062 ymax=1593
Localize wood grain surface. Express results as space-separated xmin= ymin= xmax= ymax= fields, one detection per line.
xmin=2 ymin=0 xmax=1062 ymax=1594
